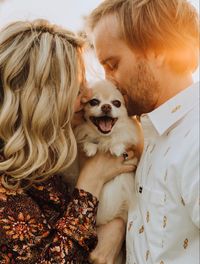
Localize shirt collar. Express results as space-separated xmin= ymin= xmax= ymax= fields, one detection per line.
xmin=143 ymin=82 xmax=199 ymax=136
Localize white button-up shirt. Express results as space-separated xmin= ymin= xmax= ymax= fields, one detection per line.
xmin=126 ymin=83 xmax=199 ymax=264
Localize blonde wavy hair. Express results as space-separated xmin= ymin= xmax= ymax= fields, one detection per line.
xmin=0 ymin=19 xmax=85 ymax=188
xmin=88 ymin=0 xmax=199 ymax=73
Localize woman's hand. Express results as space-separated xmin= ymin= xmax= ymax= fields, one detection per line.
xmin=76 ymin=150 xmax=136 ymax=198
xmin=89 ymin=218 xmax=126 ymax=264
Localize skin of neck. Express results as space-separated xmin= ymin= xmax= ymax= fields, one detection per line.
xmin=155 ymin=68 xmax=194 ymax=108
xmin=145 ymin=50 xmax=194 ymax=108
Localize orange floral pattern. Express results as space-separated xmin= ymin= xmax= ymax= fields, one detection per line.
xmin=0 ymin=153 xmax=98 ymax=263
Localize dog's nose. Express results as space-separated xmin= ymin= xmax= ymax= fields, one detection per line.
xmin=101 ymin=104 xmax=112 ymax=114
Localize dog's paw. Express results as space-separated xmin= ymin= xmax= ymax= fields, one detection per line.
xmin=83 ymin=142 xmax=98 ymax=157
xmin=110 ymin=144 xmax=126 ymax=157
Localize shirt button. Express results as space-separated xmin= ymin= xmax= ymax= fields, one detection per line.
xmin=139 ymin=186 xmax=143 ymax=193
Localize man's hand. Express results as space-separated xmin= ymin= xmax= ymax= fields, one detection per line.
xmin=89 ymin=218 xmax=126 ymax=264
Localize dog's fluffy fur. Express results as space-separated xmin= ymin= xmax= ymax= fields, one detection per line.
xmin=74 ymin=80 xmax=141 ymax=225
xmin=66 ymin=80 xmax=142 ymax=263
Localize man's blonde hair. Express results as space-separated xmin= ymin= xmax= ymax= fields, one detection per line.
xmin=0 ymin=20 xmax=85 ymax=188
xmin=88 ymin=0 xmax=199 ymax=73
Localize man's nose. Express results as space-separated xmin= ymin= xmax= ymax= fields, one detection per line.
xmin=101 ymin=104 xmax=112 ymax=114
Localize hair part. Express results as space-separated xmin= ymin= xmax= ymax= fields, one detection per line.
xmin=0 ymin=19 xmax=85 ymax=188
xmin=88 ymin=0 xmax=199 ymax=73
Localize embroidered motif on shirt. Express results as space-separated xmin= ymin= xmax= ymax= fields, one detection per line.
xmin=139 ymin=225 xmax=144 ymax=234
xmin=147 ymin=164 xmax=152 ymax=176
xmin=145 ymin=144 xmax=150 ymax=152
xmin=146 ymin=211 xmax=150 ymax=223
xmin=149 ymin=144 xmax=156 ymax=153
xmin=183 ymin=238 xmax=189 ymax=249
xmin=163 ymin=216 xmax=167 ymax=228
xmin=146 ymin=250 xmax=150 ymax=261
xmin=181 ymin=197 xmax=186 ymax=206
xmin=164 ymin=146 xmax=171 ymax=157
xmin=184 ymin=129 xmax=191 ymax=138
xmin=161 ymin=240 xmax=164 ymax=248
xmin=164 ymin=170 xmax=168 ymax=182
xmin=128 ymin=221 xmax=133 ymax=231
xmin=171 ymin=104 xmax=181 ymax=113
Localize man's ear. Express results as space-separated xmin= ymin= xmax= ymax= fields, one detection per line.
xmin=155 ymin=53 xmax=166 ymax=68
xmin=146 ymin=50 xmax=166 ymax=68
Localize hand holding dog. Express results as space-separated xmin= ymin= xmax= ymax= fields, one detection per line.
xmin=76 ymin=149 xmax=136 ymax=198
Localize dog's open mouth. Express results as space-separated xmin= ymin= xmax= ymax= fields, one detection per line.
xmin=90 ymin=116 xmax=118 ymax=134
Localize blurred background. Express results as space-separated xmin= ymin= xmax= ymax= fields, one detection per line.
xmin=0 ymin=0 xmax=199 ymax=82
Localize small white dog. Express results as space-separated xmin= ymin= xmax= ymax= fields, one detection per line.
xmin=73 ymin=80 xmax=142 ymax=263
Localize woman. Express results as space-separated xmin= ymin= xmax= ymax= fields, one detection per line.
xmin=0 ymin=20 xmax=135 ymax=263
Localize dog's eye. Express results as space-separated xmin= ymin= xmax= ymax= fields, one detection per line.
xmin=89 ymin=99 xmax=100 ymax=106
xmin=112 ymin=100 xmax=121 ymax=108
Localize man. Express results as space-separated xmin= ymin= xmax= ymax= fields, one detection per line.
xmin=88 ymin=0 xmax=199 ymax=263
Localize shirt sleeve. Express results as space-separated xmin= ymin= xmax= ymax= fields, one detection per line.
xmin=180 ymin=143 xmax=199 ymax=228
xmin=0 ymin=177 xmax=98 ymax=264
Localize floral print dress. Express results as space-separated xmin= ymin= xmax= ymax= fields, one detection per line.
xmin=0 ymin=154 xmax=98 ymax=264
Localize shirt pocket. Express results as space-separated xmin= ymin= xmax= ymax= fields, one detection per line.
xmin=137 ymin=184 xmax=166 ymax=248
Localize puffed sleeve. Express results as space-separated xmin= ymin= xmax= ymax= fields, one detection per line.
xmin=0 ymin=174 xmax=98 ymax=264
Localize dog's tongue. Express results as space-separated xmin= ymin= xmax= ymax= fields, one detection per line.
xmin=99 ymin=119 xmax=112 ymax=132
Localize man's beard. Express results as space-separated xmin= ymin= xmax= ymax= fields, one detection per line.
xmin=124 ymin=60 xmax=159 ymax=116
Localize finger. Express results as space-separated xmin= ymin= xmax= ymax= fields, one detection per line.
xmin=123 ymin=157 xmax=138 ymax=166
xmin=122 ymin=157 xmax=138 ymax=171
xmin=119 ymin=164 xmax=136 ymax=174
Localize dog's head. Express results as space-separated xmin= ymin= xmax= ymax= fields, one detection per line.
xmin=84 ymin=80 xmax=128 ymax=135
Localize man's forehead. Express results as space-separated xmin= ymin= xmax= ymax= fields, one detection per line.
xmin=92 ymin=15 xmax=121 ymax=61
xmin=93 ymin=14 xmax=120 ymax=41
